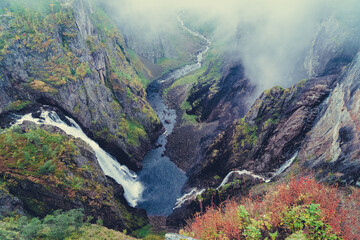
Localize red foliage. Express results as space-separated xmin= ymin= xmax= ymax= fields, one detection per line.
xmin=183 ymin=175 xmax=360 ymax=240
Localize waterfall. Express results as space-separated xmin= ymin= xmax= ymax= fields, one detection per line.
xmin=273 ymin=152 xmax=298 ymax=177
xmin=15 ymin=110 xmax=143 ymax=207
xmin=174 ymin=152 xmax=298 ymax=209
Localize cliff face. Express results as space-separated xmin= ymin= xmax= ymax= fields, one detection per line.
xmin=0 ymin=0 xmax=162 ymax=170
xmin=299 ymin=54 xmax=360 ymax=186
xmin=187 ymin=62 xmax=255 ymax=126
xmin=184 ymin=16 xmax=360 ymax=188
xmin=187 ymin=75 xmax=336 ymax=187
xmin=0 ymin=122 xmax=147 ymax=232
xmin=167 ymin=16 xmax=360 ymax=227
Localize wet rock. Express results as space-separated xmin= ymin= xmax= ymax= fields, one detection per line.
xmin=165 ymin=119 xmax=171 ymax=124
xmin=167 ymin=173 xmax=263 ymax=228
xmin=153 ymin=143 xmax=163 ymax=149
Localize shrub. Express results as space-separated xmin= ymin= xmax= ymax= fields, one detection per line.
xmin=0 ymin=209 xmax=85 ymax=240
xmin=38 ymin=160 xmax=56 ymax=175
xmin=182 ymin=175 xmax=360 ymax=240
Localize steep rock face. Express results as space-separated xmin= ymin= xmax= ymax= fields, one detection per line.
xmin=164 ymin=61 xmax=255 ymax=173
xmin=122 ymin=28 xmax=178 ymax=64
xmin=304 ymin=17 xmax=360 ymax=77
xmin=0 ymin=122 xmax=147 ymax=232
xmin=167 ymin=173 xmax=264 ymax=227
xmin=299 ymin=53 xmax=360 ymax=186
xmin=0 ymin=0 xmax=162 ymax=170
xmin=187 ymin=75 xmax=336 ymax=187
xmin=187 ymin=62 xmax=255 ymax=126
xmin=166 ymin=73 xmax=337 ymax=228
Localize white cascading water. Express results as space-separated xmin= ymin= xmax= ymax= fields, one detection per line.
xmin=273 ymin=152 xmax=298 ymax=177
xmin=16 ymin=110 xmax=143 ymax=207
xmin=174 ymin=152 xmax=298 ymax=209
xmin=158 ymin=16 xmax=211 ymax=84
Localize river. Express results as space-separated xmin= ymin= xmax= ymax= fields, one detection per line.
xmin=136 ymin=17 xmax=211 ymax=216
xmin=11 ymin=16 xmax=211 ymax=216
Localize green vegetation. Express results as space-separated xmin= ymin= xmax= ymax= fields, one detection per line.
xmin=0 ymin=126 xmax=77 ymax=180
xmin=0 ymin=0 xmax=80 ymax=86
xmin=181 ymin=175 xmax=360 ymax=240
xmin=5 ymin=100 xmax=31 ymax=111
xmin=231 ymin=118 xmax=258 ymax=152
xmin=0 ymin=208 xmax=145 ymax=240
xmin=68 ymin=224 xmax=138 ymax=240
xmin=131 ymin=224 xmax=165 ymax=240
xmin=0 ymin=209 xmax=84 ymax=240
xmin=127 ymin=119 xmax=147 ymax=147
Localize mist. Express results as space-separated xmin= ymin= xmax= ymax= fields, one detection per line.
xmin=100 ymin=0 xmax=360 ymax=92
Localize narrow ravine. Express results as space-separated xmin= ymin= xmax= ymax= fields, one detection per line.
xmin=137 ymin=16 xmax=211 ymax=216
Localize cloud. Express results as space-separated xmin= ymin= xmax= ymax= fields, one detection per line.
xmin=100 ymin=0 xmax=360 ymax=93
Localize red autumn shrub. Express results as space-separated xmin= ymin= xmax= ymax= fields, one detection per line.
xmin=181 ymin=175 xmax=360 ymax=240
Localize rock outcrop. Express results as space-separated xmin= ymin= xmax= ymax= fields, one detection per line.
xmin=167 ymin=173 xmax=264 ymax=227
xmin=187 ymin=62 xmax=255 ymax=125
xmin=187 ymin=75 xmax=336 ymax=187
xmin=166 ymin=15 xmax=360 ymax=227
xmin=299 ymin=53 xmax=360 ymax=186
xmin=0 ymin=0 xmax=162 ymax=170
xmin=304 ymin=17 xmax=360 ymax=78
xmin=0 ymin=122 xmax=148 ymax=232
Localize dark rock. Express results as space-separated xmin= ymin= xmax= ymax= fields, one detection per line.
xmin=187 ymin=63 xmax=255 ymax=125
xmin=0 ymin=188 xmax=25 ymax=218
xmin=185 ymin=75 xmax=337 ymax=189
xmin=153 ymin=143 xmax=163 ymax=149
xmin=165 ymin=119 xmax=171 ymax=124
xmin=167 ymin=173 xmax=263 ymax=228
xmin=0 ymin=123 xmax=148 ymax=232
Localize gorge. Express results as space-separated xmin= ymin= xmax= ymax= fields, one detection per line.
xmin=0 ymin=0 xmax=360 ymax=239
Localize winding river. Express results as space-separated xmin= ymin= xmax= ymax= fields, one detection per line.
xmin=137 ymin=17 xmax=211 ymax=216
xmin=11 ymin=17 xmax=211 ymax=215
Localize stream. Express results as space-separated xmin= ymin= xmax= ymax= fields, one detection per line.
xmin=136 ymin=17 xmax=211 ymax=216
xmin=10 ymin=16 xmax=212 ymax=216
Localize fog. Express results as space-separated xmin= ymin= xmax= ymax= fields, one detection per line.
xmin=101 ymin=0 xmax=360 ymax=92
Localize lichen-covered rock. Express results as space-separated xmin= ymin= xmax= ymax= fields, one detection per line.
xmin=0 ymin=122 xmax=148 ymax=232
xmin=0 ymin=0 xmax=162 ymax=170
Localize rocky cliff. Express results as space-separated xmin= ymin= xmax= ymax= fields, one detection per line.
xmin=0 ymin=0 xmax=162 ymax=170
xmin=167 ymin=16 xmax=360 ymax=227
xmin=0 ymin=121 xmax=147 ymax=232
